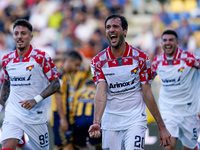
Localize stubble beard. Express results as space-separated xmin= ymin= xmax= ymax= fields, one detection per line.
xmin=164 ymin=46 xmax=177 ymax=57
xmin=110 ymin=35 xmax=124 ymax=49
xmin=17 ymin=46 xmax=25 ymax=50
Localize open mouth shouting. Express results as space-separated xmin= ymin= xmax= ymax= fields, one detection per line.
xmin=110 ymin=34 xmax=118 ymax=44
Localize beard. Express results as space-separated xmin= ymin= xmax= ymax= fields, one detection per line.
xmin=109 ymin=34 xmax=124 ymax=49
xmin=17 ymin=46 xmax=26 ymax=50
xmin=163 ymin=45 xmax=177 ymax=57
xmin=16 ymin=42 xmax=26 ymax=50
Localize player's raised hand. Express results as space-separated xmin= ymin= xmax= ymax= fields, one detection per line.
xmin=19 ymin=99 xmax=37 ymax=110
xmin=88 ymin=123 xmax=101 ymax=138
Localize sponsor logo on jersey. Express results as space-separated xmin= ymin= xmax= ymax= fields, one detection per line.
xmin=10 ymin=75 xmax=32 ymax=82
xmin=162 ymin=76 xmax=181 ymax=83
xmin=104 ymin=73 xmax=115 ymax=76
xmin=161 ymin=76 xmax=181 ymax=86
xmin=109 ymin=78 xmax=136 ymax=89
xmin=178 ymin=66 xmax=184 ymax=72
xmin=159 ymin=70 xmax=166 ymax=72
xmin=10 ymin=76 xmax=26 ymax=81
xmin=26 ymin=65 xmax=34 ymax=71
xmin=131 ymin=67 xmax=138 ymax=74
xmin=7 ymin=68 xmax=16 ymax=71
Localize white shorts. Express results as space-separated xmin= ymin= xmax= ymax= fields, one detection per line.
xmin=1 ymin=114 xmax=49 ymax=150
xmin=162 ymin=113 xmax=199 ymax=149
xmin=102 ymin=125 xmax=146 ymax=150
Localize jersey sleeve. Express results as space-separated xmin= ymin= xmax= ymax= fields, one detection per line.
xmin=139 ymin=53 xmax=152 ymax=84
xmin=90 ymin=56 xmax=106 ymax=85
xmin=39 ymin=51 xmax=59 ymax=81
xmin=185 ymin=52 xmax=200 ymax=69
xmin=151 ymin=56 xmax=158 ymax=78
xmin=2 ymin=54 xmax=10 ymax=81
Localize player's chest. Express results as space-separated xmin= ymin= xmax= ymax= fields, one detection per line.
xmin=102 ymin=64 xmax=140 ymax=83
xmin=156 ymin=61 xmax=191 ymax=81
xmin=6 ymin=60 xmax=40 ymax=80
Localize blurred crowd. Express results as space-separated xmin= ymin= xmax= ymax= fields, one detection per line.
xmin=0 ymin=0 xmax=200 ymax=149
xmin=0 ymin=0 xmax=200 ymax=64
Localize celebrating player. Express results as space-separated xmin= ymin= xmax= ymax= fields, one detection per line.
xmin=0 ymin=19 xmax=60 ymax=150
xmin=88 ymin=14 xmax=171 ymax=150
xmin=151 ymin=29 xmax=200 ymax=150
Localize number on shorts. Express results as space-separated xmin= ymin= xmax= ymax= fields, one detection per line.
xmin=134 ymin=135 xmax=145 ymax=149
xmin=39 ymin=132 xmax=49 ymax=145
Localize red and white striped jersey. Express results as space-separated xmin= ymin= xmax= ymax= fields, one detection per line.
xmin=1 ymin=45 xmax=59 ymax=124
xmin=91 ymin=43 xmax=151 ymax=130
xmin=152 ymin=48 xmax=200 ymax=116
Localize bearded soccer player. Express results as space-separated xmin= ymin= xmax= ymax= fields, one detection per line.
xmin=88 ymin=14 xmax=171 ymax=150
xmin=151 ymin=29 xmax=200 ymax=150
xmin=0 ymin=19 xmax=60 ymax=150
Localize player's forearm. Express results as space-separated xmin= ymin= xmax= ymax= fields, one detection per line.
xmin=93 ymin=81 xmax=107 ymax=124
xmin=40 ymin=78 xmax=60 ymax=99
xmin=0 ymin=80 xmax=10 ymax=106
xmin=55 ymin=93 xmax=66 ymax=119
xmin=142 ymin=84 xmax=166 ymax=130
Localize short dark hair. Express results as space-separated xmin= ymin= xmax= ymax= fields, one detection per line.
xmin=66 ymin=50 xmax=82 ymax=61
xmin=13 ymin=19 xmax=33 ymax=32
xmin=105 ymin=14 xmax=128 ymax=30
xmin=162 ymin=29 xmax=178 ymax=40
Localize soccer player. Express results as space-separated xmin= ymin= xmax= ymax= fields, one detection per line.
xmin=51 ymin=51 xmax=91 ymax=150
xmin=0 ymin=19 xmax=60 ymax=150
xmin=73 ymin=79 xmax=101 ymax=150
xmin=151 ymin=29 xmax=200 ymax=150
xmin=88 ymin=14 xmax=171 ymax=150
xmin=0 ymin=70 xmax=32 ymax=150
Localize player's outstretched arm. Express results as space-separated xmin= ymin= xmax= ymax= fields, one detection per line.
xmin=141 ymin=84 xmax=171 ymax=147
xmin=19 ymin=77 xmax=60 ymax=110
xmin=0 ymin=80 xmax=10 ymax=110
xmin=88 ymin=81 xmax=107 ymax=138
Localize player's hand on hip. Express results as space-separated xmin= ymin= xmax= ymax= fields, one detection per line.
xmin=88 ymin=123 xmax=101 ymax=138
xmin=159 ymin=127 xmax=171 ymax=147
xmin=19 ymin=99 xmax=37 ymax=110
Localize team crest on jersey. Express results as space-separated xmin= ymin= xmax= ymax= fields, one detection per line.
xmin=26 ymin=65 xmax=34 ymax=71
xmin=178 ymin=67 xmax=185 ymax=72
xmin=131 ymin=67 xmax=138 ymax=74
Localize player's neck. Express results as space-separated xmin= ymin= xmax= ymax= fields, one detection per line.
xmin=17 ymin=45 xmax=31 ymax=57
xmin=165 ymin=51 xmax=176 ymax=59
xmin=111 ymin=42 xmax=126 ymax=58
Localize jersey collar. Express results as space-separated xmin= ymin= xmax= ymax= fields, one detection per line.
xmin=15 ymin=45 xmax=33 ymax=57
xmin=108 ymin=42 xmax=130 ymax=59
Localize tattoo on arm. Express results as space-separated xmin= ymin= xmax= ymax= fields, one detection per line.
xmin=40 ymin=78 xmax=60 ymax=99
xmin=0 ymin=80 xmax=10 ymax=106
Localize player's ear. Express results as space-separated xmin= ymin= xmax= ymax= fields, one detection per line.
xmin=30 ymin=34 xmax=33 ymax=40
xmin=177 ymin=40 xmax=180 ymax=46
xmin=124 ymin=29 xmax=127 ymax=37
